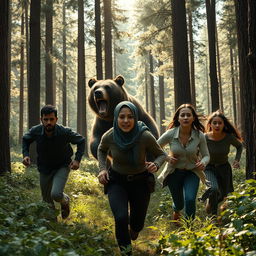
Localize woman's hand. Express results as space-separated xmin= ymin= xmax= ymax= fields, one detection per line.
xmin=167 ymin=155 xmax=178 ymax=165
xmin=97 ymin=170 xmax=109 ymax=184
xmin=232 ymin=160 xmax=240 ymax=169
xmin=195 ymin=161 xmax=205 ymax=171
xmin=145 ymin=162 xmax=158 ymax=173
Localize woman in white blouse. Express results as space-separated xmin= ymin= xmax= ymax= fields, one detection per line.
xmin=157 ymin=104 xmax=210 ymax=221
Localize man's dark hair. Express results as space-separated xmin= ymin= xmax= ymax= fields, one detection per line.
xmin=40 ymin=105 xmax=57 ymax=117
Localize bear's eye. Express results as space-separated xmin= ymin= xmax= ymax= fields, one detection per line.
xmin=104 ymin=85 xmax=110 ymax=90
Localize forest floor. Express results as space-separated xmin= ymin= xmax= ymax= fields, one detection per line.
xmin=1 ymin=148 xmax=254 ymax=256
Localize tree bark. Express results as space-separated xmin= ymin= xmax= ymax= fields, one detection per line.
xmin=95 ymin=0 xmax=103 ymax=79
xmin=0 ymin=0 xmax=11 ymax=173
xmin=229 ymin=44 xmax=237 ymax=125
xmin=205 ymin=0 xmax=219 ymax=111
xmin=158 ymin=60 xmax=165 ymax=134
xmin=45 ymin=0 xmax=54 ymax=105
xmin=149 ymin=51 xmax=156 ymax=120
xmin=188 ymin=4 xmax=196 ymax=107
xmin=205 ymin=52 xmax=211 ymax=114
xmin=104 ymin=0 xmax=113 ymax=78
xmin=62 ymin=2 xmax=67 ymax=126
xmin=25 ymin=0 xmax=29 ymax=113
xmin=247 ymin=0 xmax=256 ymax=179
xmin=145 ymin=57 xmax=149 ymax=112
xmin=234 ymin=0 xmax=254 ymax=179
xmin=234 ymin=48 xmax=241 ymax=128
xmin=28 ymin=0 xmax=41 ymax=163
xmin=77 ymin=0 xmax=88 ymax=157
xmin=171 ymin=0 xmax=191 ymax=108
xmin=216 ymin=24 xmax=223 ymax=111
xmin=19 ymin=8 xmax=25 ymax=144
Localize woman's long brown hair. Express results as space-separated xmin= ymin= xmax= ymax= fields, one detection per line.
xmin=206 ymin=110 xmax=243 ymax=141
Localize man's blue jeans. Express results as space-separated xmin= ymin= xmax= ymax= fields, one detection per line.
xmin=166 ymin=169 xmax=199 ymax=218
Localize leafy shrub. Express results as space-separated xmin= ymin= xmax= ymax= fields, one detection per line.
xmin=156 ymin=179 xmax=256 ymax=256
xmin=0 ymin=165 xmax=116 ymax=256
xmin=221 ymin=179 xmax=256 ymax=254
xmin=67 ymin=169 xmax=102 ymax=196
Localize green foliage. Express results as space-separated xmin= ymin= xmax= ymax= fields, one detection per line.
xmin=2 ymin=153 xmax=254 ymax=256
xmin=156 ymin=179 xmax=256 ymax=256
xmin=0 ymin=160 xmax=116 ymax=256
xmin=221 ymin=180 xmax=256 ymax=253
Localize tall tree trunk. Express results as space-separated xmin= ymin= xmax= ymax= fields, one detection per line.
xmin=205 ymin=0 xmax=219 ymax=111
xmin=28 ymin=0 xmax=41 ymax=163
xmin=29 ymin=0 xmax=41 ymax=128
xmin=229 ymin=44 xmax=237 ymax=125
xmin=8 ymin=0 xmax=11 ymax=117
xmin=104 ymin=0 xmax=113 ymax=78
xmin=149 ymin=52 xmax=156 ymax=120
xmin=247 ymin=0 xmax=256 ymax=179
xmin=112 ymin=0 xmax=117 ymax=77
xmin=77 ymin=0 xmax=88 ymax=157
xmin=95 ymin=0 xmax=103 ymax=79
xmin=52 ymin=62 xmax=56 ymax=104
xmin=158 ymin=60 xmax=165 ymax=134
xmin=234 ymin=0 xmax=253 ymax=179
xmin=216 ymin=24 xmax=223 ymax=111
xmin=234 ymin=48 xmax=241 ymax=128
xmin=145 ymin=57 xmax=149 ymax=112
xmin=0 ymin=0 xmax=11 ymax=173
xmin=45 ymin=0 xmax=54 ymax=104
xmin=19 ymin=8 xmax=25 ymax=143
xmin=171 ymin=0 xmax=191 ymax=108
xmin=205 ymin=52 xmax=211 ymax=114
xmin=25 ymin=0 xmax=29 ymax=117
xmin=188 ymin=4 xmax=196 ymax=107
xmin=62 ymin=2 xmax=67 ymax=126
xmin=234 ymin=0 xmax=248 ymax=138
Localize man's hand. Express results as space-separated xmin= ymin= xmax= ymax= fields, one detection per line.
xmin=97 ymin=170 xmax=109 ymax=184
xmin=22 ymin=156 xmax=31 ymax=167
xmin=69 ymin=160 xmax=80 ymax=170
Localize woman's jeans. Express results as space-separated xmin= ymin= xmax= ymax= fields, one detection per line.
xmin=166 ymin=169 xmax=199 ymax=218
xmin=107 ymin=176 xmax=150 ymax=253
xmin=39 ymin=166 xmax=70 ymax=206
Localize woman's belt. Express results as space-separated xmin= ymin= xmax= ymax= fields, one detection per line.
xmin=110 ymin=169 xmax=148 ymax=182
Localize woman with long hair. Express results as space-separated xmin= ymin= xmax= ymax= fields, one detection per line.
xmin=200 ymin=110 xmax=243 ymax=216
xmin=157 ymin=104 xmax=210 ymax=221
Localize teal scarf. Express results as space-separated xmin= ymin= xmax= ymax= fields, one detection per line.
xmin=113 ymin=101 xmax=149 ymax=165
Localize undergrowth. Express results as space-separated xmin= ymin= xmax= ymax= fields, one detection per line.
xmin=1 ymin=149 xmax=255 ymax=255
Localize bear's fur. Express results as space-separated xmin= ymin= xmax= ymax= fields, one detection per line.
xmin=88 ymin=75 xmax=159 ymax=159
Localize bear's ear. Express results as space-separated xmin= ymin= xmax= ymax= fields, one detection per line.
xmin=88 ymin=78 xmax=97 ymax=88
xmin=114 ymin=75 xmax=125 ymax=87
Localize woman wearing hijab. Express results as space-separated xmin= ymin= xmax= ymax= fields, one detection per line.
xmin=97 ymin=101 xmax=166 ymax=255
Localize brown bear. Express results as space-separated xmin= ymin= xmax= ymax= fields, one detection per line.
xmin=88 ymin=75 xmax=159 ymax=159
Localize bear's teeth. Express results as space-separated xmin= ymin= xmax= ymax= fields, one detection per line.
xmin=98 ymin=101 xmax=107 ymax=114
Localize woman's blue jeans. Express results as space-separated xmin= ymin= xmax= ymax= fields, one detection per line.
xmin=166 ymin=169 xmax=199 ymax=218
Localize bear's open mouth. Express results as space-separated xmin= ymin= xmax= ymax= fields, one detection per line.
xmin=96 ymin=100 xmax=108 ymax=116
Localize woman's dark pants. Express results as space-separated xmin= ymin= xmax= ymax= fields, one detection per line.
xmin=107 ymin=175 xmax=150 ymax=254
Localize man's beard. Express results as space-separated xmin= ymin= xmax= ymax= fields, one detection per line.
xmin=45 ymin=125 xmax=55 ymax=132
